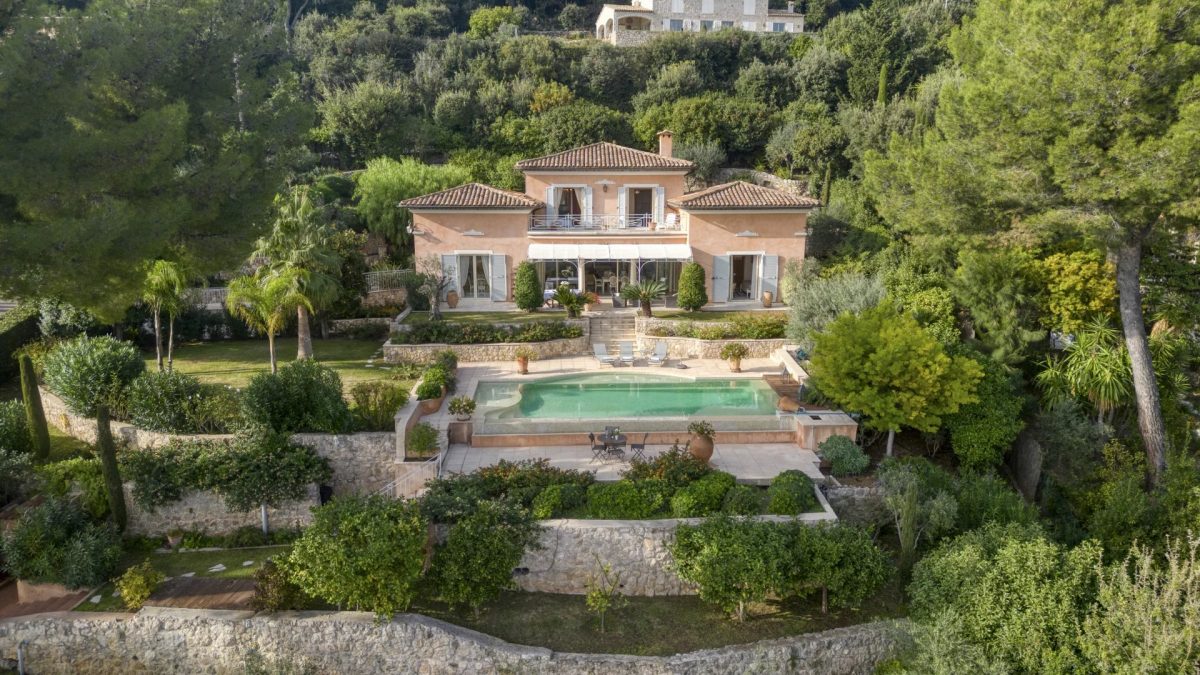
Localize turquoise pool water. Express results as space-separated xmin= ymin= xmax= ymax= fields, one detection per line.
xmin=476 ymin=373 xmax=779 ymax=420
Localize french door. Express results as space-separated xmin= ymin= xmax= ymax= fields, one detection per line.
xmin=458 ymin=255 xmax=491 ymax=299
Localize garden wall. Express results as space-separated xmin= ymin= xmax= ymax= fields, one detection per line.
xmin=382 ymin=334 xmax=589 ymax=364
xmin=634 ymin=334 xmax=788 ymax=360
xmin=823 ymin=486 xmax=887 ymax=527
xmin=122 ymin=485 xmax=319 ymax=537
xmin=0 ymin=607 xmax=903 ymax=674
xmin=518 ymin=508 xmax=838 ymax=596
xmin=326 ymin=317 xmax=393 ymax=336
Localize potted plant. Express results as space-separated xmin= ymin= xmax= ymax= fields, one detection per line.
xmin=620 ymin=280 xmax=666 ymax=318
xmin=448 ymin=396 xmax=476 ymax=421
xmin=687 ymin=420 xmax=716 ymax=464
xmin=553 ymin=285 xmax=585 ymax=318
xmin=762 ymin=290 xmax=774 ymax=308
xmin=166 ymin=528 xmax=185 ymax=550
xmin=719 ymin=342 xmax=750 ymax=373
xmin=416 ymin=367 xmax=449 ymax=413
xmin=582 ymin=291 xmax=600 ymax=313
xmin=446 ymin=289 xmax=460 ymax=309
xmin=515 ymin=346 xmax=538 ymax=375
xmin=406 ymin=422 xmax=440 ymax=460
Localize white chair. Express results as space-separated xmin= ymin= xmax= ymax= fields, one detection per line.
xmin=648 ymin=341 xmax=668 ymax=366
xmin=663 ymin=214 xmax=679 ymax=230
xmin=593 ymin=343 xmax=618 ymax=366
xmin=618 ymin=341 xmax=636 ymax=366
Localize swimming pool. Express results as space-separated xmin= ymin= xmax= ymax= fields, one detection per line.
xmin=475 ymin=372 xmax=779 ymax=420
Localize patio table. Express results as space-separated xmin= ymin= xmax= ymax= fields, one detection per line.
xmin=600 ymin=433 xmax=627 ymax=460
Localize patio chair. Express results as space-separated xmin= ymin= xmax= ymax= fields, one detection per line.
xmin=593 ymin=343 xmax=618 ymax=366
xmin=618 ymin=341 xmax=636 ymax=366
xmin=629 ymin=433 xmax=649 ymax=462
xmin=588 ymin=432 xmax=607 ymax=462
xmin=648 ymin=340 xmax=668 ymax=367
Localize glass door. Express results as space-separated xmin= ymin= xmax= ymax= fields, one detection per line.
xmin=458 ymin=255 xmax=491 ymax=299
xmin=729 ymin=255 xmax=758 ymax=301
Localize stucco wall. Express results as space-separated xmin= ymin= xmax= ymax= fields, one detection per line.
xmin=411 ymin=211 xmax=532 ymax=302
xmin=524 ymin=170 xmax=689 ymax=216
xmin=686 ymin=211 xmax=808 ymax=304
xmin=123 ymin=485 xmax=319 ymax=537
xmin=0 ymin=607 xmax=902 ymax=675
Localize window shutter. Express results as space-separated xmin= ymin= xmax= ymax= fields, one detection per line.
xmin=490 ymin=255 xmax=507 ymax=302
xmin=440 ymin=255 xmax=459 ymax=299
xmin=654 ymin=186 xmax=666 ymax=225
xmin=712 ymin=256 xmax=729 ymax=303
xmin=617 ymin=187 xmax=627 ymax=225
xmin=760 ymin=255 xmax=779 ymax=301
xmin=583 ymin=186 xmax=594 ymax=219
xmin=545 ymin=187 xmax=555 ymax=215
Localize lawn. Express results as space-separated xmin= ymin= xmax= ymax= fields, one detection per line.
xmin=415 ymin=582 xmax=905 ymax=656
xmin=76 ymin=545 xmax=290 ymax=613
xmin=400 ymin=311 xmax=568 ymax=325
xmin=150 ymin=338 xmax=401 ymax=390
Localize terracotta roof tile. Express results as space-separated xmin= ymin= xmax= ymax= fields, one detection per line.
xmin=516 ymin=142 xmax=695 ymax=171
xmin=398 ymin=183 xmax=542 ymax=210
xmin=669 ymin=181 xmax=820 ymax=210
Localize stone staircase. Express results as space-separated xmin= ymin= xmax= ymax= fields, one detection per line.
xmin=588 ymin=312 xmax=638 ymax=350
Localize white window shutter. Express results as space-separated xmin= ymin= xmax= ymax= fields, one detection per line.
xmin=440 ymin=255 xmax=459 ymax=299
xmin=760 ymin=255 xmax=779 ymax=301
xmin=654 ymin=186 xmax=666 ymax=225
xmin=545 ymin=186 xmax=555 ymax=215
xmin=617 ymin=187 xmax=627 ymax=224
xmin=583 ymin=186 xmax=594 ymax=218
xmin=490 ymin=255 xmax=507 ymax=302
xmin=712 ymin=256 xmax=729 ymax=303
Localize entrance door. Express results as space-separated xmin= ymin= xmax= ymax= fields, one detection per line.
xmin=458 ymin=255 xmax=491 ymax=299
xmin=729 ymin=255 xmax=758 ymax=300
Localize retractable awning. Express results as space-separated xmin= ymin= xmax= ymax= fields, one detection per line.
xmin=526 ymin=243 xmax=693 ymax=260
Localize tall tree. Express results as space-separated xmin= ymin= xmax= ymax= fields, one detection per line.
xmin=251 ymin=189 xmax=342 ymax=360
xmin=225 ymin=269 xmax=309 ymax=373
xmin=0 ymin=0 xmax=311 ymax=321
xmin=865 ymin=0 xmax=1200 ymax=482
xmin=141 ymin=259 xmax=193 ymax=373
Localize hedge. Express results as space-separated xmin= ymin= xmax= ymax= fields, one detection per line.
xmin=0 ymin=304 xmax=39 ymax=382
xmin=391 ymin=320 xmax=583 ymax=345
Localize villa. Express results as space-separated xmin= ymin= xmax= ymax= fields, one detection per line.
xmin=596 ymin=0 xmax=805 ymax=46
xmin=400 ymin=132 xmax=819 ymax=310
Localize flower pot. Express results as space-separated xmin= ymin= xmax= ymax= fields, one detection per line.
xmin=762 ymin=291 xmax=773 ymax=308
xmin=584 ymin=303 xmax=594 ymax=313
xmin=455 ymin=413 xmax=472 ymax=422
xmin=728 ymin=357 xmax=742 ymax=373
xmin=516 ymin=356 xmax=529 ymax=375
xmin=419 ymin=395 xmax=445 ymax=414
xmin=819 ymin=457 xmax=833 ymax=473
xmin=689 ymin=434 xmax=715 ymax=464
xmin=167 ymin=532 xmax=184 ymax=549
xmin=446 ymin=290 xmax=460 ymax=309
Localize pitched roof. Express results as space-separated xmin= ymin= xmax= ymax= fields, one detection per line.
xmin=397 ymin=183 xmax=542 ymax=210
xmin=515 ymin=142 xmax=695 ymax=171
xmin=669 ymin=181 xmax=821 ymax=210
xmin=603 ymin=3 xmax=654 ymax=11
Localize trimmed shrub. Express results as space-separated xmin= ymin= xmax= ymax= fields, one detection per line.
xmin=728 ymin=312 xmax=787 ymax=339
xmin=350 ymin=381 xmax=409 ymax=431
xmin=624 ymin=444 xmax=710 ymax=488
xmin=391 ymin=319 xmax=583 ymax=345
xmin=434 ymin=349 xmax=459 ymax=372
xmin=531 ymin=483 xmax=586 ymax=519
xmin=0 ymin=498 xmax=122 ymax=589
xmin=0 ymin=303 xmax=39 ymax=382
xmin=767 ymin=470 xmax=819 ymax=515
xmin=116 ymin=561 xmax=165 ymax=610
xmin=672 ymin=515 xmax=790 ymax=621
xmin=38 ymin=458 xmax=109 ymax=519
xmin=514 ymin=261 xmax=543 ymax=311
xmin=241 ymin=360 xmax=351 ymax=433
xmin=677 ymin=262 xmax=708 ymax=311
xmin=42 ymin=335 xmax=145 ymax=417
xmin=415 ymin=379 xmax=445 ymax=401
xmin=419 ymin=459 xmax=594 ymax=524
xmin=722 ymin=484 xmax=765 ymax=515
xmin=671 ymin=471 xmax=736 ymax=518
xmin=251 ymin=558 xmax=311 ymax=611
xmin=0 ymin=400 xmax=31 ymax=455
xmin=587 ymin=480 xmax=656 ymax=519
xmin=187 ymin=384 xmax=243 ymax=434
xmin=432 ymin=500 xmax=542 ymax=615
xmin=406 ymin=422 xmax=440 ymax=458
xmin=818 ymin=435 xmax=869 ymax=476
xmin=127 ymin=370 xmax=204 ymax=433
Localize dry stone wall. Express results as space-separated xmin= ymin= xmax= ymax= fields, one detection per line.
xmin=0 ymin=607 xmax=903 ymax=675
xmin=383 ymin=334 xmax=589 ymax=363
xmin=823 ymin=486 xmax=887 ymax=526
xmin=123 ymin=485 xmax=319 ymax=537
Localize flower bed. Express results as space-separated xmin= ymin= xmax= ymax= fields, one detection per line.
xmin=390 ymin=319 xmax=584 ymax=345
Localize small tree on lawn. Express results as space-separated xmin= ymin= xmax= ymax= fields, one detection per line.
xmin=141 ymin=258 xmax=194 ymax=372
xmin=585 ymin=556 xmax=629 ymax=633
xmin=226 ymin=269 xmax=309 ymax=374
xmin=513 ymin=261 xmax=542 ymax=312
xmin=417 ymin=255 xmax=455 ymax=321
xmin=432 ymin=500 xmax=541 ymax=618
xmin=671 ymin=515 xmax=789 ymax=621
xmin=677 ymin=262 xmax=708 ymax=311
xmin=215 ymin=429 xmax=333 ymax=535
xmin=809 ymin=302 xmax=983 ymax=456
xmin=788 ymin=523 xmax=890 ymax=614
xmin=285 ymin=495 xmax=428 ymax=619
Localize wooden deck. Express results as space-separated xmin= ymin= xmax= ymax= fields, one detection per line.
xmin=146 ymin=577 xmax=257 ymax=610
xmin=0 ymin=581 xmax=88 ymax=619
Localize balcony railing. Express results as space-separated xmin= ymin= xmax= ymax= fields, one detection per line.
xmin=529 ymin=214 xmax=680 ymax=233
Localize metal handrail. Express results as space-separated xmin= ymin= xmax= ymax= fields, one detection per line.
xmin=530 ymin=214 xmax=679 ymax=232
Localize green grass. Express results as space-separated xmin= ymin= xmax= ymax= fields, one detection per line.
xmin=413 ymin=582 xmax=905 ymax=656
xmin=149 ymin=338 xmax=400 ymax=389
xmin=401 ymin=311 xmax=567 ymax=325
xmin=75 ymin=545 xmax=290 ymax=613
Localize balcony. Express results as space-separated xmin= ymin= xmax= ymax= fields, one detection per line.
xmin=528 ymin=214 xmax=681 ymax=233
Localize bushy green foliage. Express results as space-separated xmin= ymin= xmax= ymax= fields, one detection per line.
xmin=953 ymin=473 xmax=1039 ymax=534
xmin=531 ymin=483 xmax=586 ymax=519
xmin=672 ymin=515 xmax=791 ymax=621
xmin=0 ymin=400 xmax=30 ymax=455
xmin=787 ymin=523 xmax=891 ymax=612
xmin=0 ymin=498 xmax=121 ymax=589
xmin=649 ymin=315 xmax=789 ymax=342
xmin=38 ymin=458 xmax=109 ymax=520
xmin=586 ymin=481 xmax=658 ymax=520
xmin=786 ymin=266 xmax=885 ymax=351
xmin=127 ymin=370 xmax=204 ymax=433
xmin=513 ymin=261 xmax=543 ymax=312
xmin=0 ymin=304 xmax=40 ymax=382
xmin=676 ymin=262 xmax=708 ymax=311
xmin=42 ymin=335 xmax=145 ymax=417
xmin=818 ymin=435 xmax=869 ymax=476
xmin=284 ymin=496 xmax=428 ymax=619
xmin=241 ymin=360 xmax=351 ymax=433
xmin=767 ymin=470 xmax=819 ymax=515
xmin=116 ymin=561 xmax=165 ymax=610
xmin=944 ymin=353 xmax=1026 ymax=470
xmin=251 ymin=557 xmax=311 ymax=612
xmin=623 ymin=444 xmax=710 ymax=489
xmin=349 ymin=381 xmax=409 ymax=431
xmin=406 ymin=422 xmax=440 ymax=458
xmin=0 ymin=448 xmax=33 ymax=508
xmin=670 ymin=471 xmax=736 ymax=518
xmin=432 ymin=500 xmax=541 ymax=615
xmin=721 ymin=484 xmax=765 ymax=515
xmin=420 ymin=459 xmax=594 ymax=524
xmin=392 ymin=319 xmax=583 ymax=345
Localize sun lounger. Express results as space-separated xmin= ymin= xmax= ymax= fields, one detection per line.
xmin=618 ymin=341 xmax=636 ymax=366
xmin=593 ymin=343 xmax=618 ymax=366
xmin=648 ymin=340 xmax=668 ymax=366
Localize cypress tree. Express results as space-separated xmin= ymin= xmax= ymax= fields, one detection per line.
xmin=95 ymin=405 xmax=127 ymax=532
xmin=876 ymin=62 xmax=888 ymax=108
xmin=19 ymin=354 xmax=50 ymax=461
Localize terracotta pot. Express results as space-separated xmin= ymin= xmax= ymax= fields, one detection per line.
xmin=516 ymin=356 xmax=529 ymax=374
xmin=819 ymin=458 xmax=833 ymax=473
xmin=728 ymin=358 xmax=742 ymax=373
xmin=584 ymin=303 xmax=594 ymax=313
xmin=446 ymin=290 xmax=460 ymax=309
xmin=418 ymin=395 xmax=445 ymax=414
xmin=689 ymin=434 xmax=715 ymax=464
xmin=762 ymin=290 xmax=773 ymax=308
xmin=455 ymin=413 xmax=472 ymax=422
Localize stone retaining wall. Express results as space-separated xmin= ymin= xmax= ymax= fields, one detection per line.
xmin=123 ymin=485 xmax=319 ymax=537
xmin=823 ymin=486 xmax=887 ymax=526
xmin=382 ymin=334 xmax=590 ymax=364
xmin=0 ymin=607 xmax=903 ymax=674
xmin=326 ymin=317 xmax=393 ymax=336
xmin=634 ymin=334 xmax=788 ymax=360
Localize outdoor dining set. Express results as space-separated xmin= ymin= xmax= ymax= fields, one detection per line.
xmin=588 ymin=427 xmax=649 ymax=463
xmin=593 ymin=340 xmax=668 ymax=367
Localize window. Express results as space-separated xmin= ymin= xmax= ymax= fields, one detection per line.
xmin=721 ymin=20 xmax=734 ymax=29
xmin=669 ymin=19 xmax=683 ymax=31
xmin=700 ymin=19 xmax=714 ymax=31
xmin=772 ymin=22 xmax=785 ymax=32
xmin=458 ymin=255 xmax=491 ymax=300
xmin=555 ymin=188 xmax=582 ymax=217
xmin=702 ymin=0 xmax=714 ymax=12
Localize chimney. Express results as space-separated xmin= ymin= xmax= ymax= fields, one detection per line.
xmin=787 ymin=1 xmax=795 ymax=12
xmin=657 ymin=130 xmax=674 ymax=158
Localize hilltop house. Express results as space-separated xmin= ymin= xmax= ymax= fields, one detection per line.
xmin=399 ymin=132 xmax=818 ymax=310
xmin=596 ymin=0 xmax=804 ymax=46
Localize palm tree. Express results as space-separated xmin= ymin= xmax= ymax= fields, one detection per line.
xmin=142 ymin=259 xmax=193 ymax=372
xmin=1036 ymin=319 xmax=1132 ymax=426
xmin=620 ymin=280 xmax=666 ymax=318
xmin=251 ymin=188 xmax=342 ymax=360
xmin=225 ymin=269 xmax=309 ymax=374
